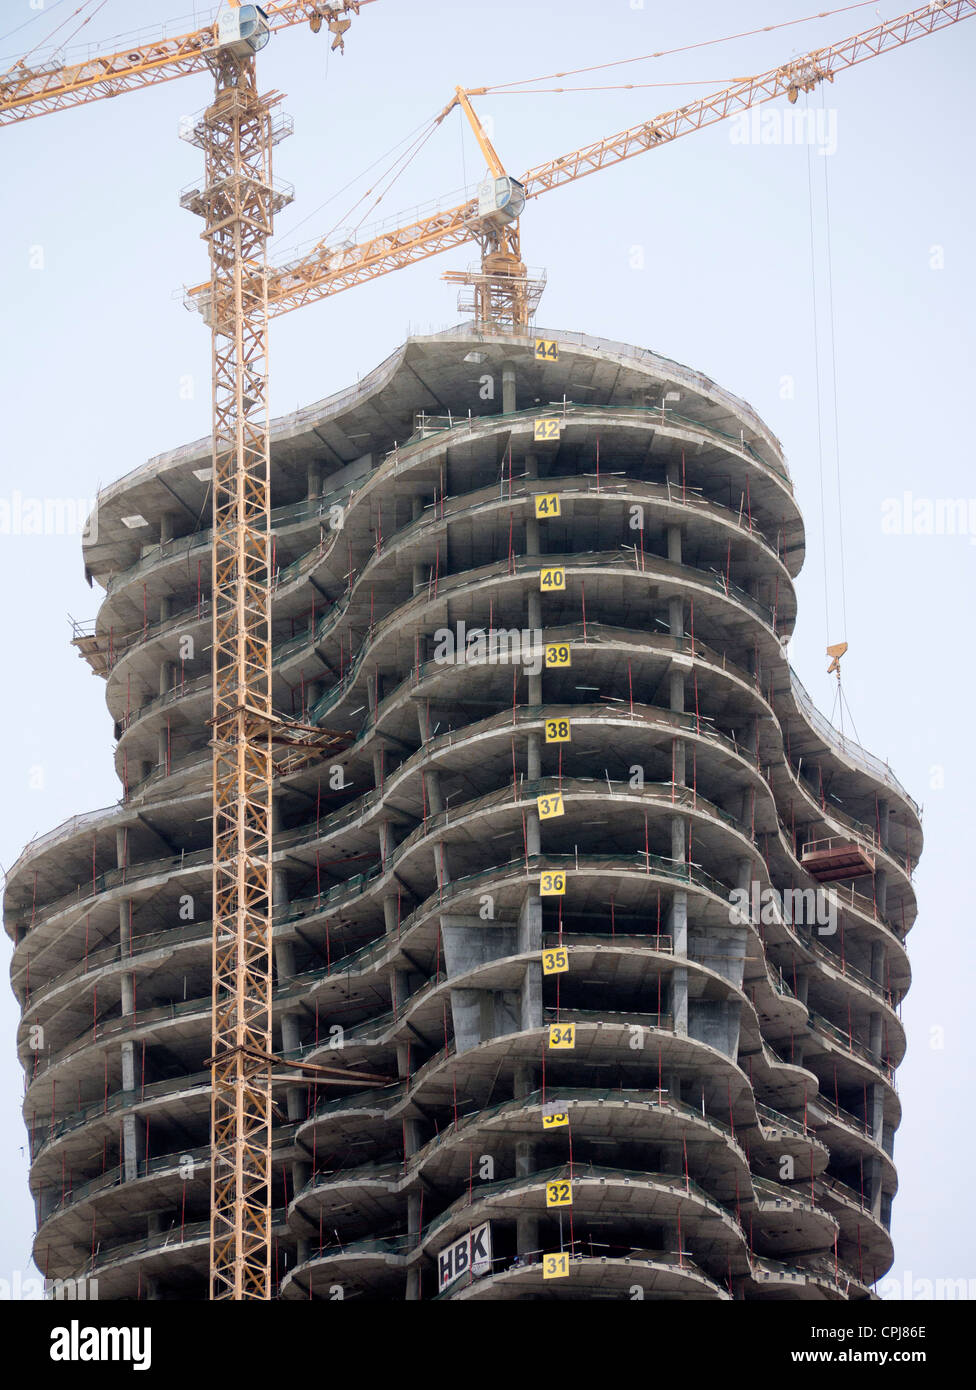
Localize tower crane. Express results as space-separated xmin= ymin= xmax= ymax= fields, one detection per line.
xmin=2 ymin=0 xmax=972 ymax=1302
xmin=3 ymin=0 xmax=380 ymax=1303
xmin=230 ymin=0 xmax=976 ymax=331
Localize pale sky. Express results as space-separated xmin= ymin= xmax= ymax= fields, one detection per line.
xmin=1 ymin=0 xmax=973 ymax=1297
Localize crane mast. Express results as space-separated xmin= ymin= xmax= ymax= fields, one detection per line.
xmin=180 ymin=8 xmax=285 ymax=1303
xmin=441 ymin=86 xmax=541 ymax=333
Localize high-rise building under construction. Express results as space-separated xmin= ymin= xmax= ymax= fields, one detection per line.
xmin=4 ymin=327 xmax=920 ymax=1300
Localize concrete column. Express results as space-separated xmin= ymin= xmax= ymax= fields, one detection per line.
xmin=515 ymin=1170 xmax=540 ymax=1259
xmin=406 ymin=1191 xmax=423 ymax=1300
xmin=307 ymin=462 xmax=323 ymax=501
xmin=159 ymin=513 xmax=177 ymax=545
xmin=306 ymin=679 xmax=324 ymax=718
xmin=670 ymin=814 xmax=686 ymax=869
xmin=667 ymin=524 xmax=682 ymax=564
xmin=120 ymin=1035 xmax=143 ymax=1182
xmin=867 ymin=1155 xmax=883 ymax=1220
xmin=874 ymin=868 xmax=888 ymax=918
xmin=272 ymin=863 xmax=290 ymax=929
xmin=434 ymin=840 xmax=451 ymax=888
xmin=500 ymin=1073 xmax=542 ymax=1261
xmin=527 ymin=589 xmax=542 ymax=708
xmin=115 ymin=830 xmax=144 ymax=1182
xmin=526 ymin=733 xmax=541 ymax=782
xmin=514 ymin=1063 xmax=535 ymax=1099
xmin=869 ymin=1011 xmax=883 ymax=1062
xmin=870 ymin=942 xmax=886 ymax=993
xmin=502 ymin=361 xmax=517 ymax=415
xmin=669 ymin=879 xmax=688 ymax=1037
xmin=670 ymin=670 xmax=686 ymax=788
xmin=518 ymin=894 xmax=543 ymax=1032
xmin=367 ymin=671 xmax=384 ymax=718
xmin=411 ymin=495 xmax=426 ymax=593
xmin=525 ymin=810 xmax=540 ymax=859
xmin=376 ymin=822 xmax=394 ymax=871
xmin=870 ymin=1083 xmax=884 ymax=1144
xmin=424 ymin=768 xmax=444 ymax=815
xmin=393 ymin=969 xmax=411 ymax=1018
xmin=273 ymin=809 xmax=305 ymax=1125
xmin=279 ymin=1012 xmax=301 ymax=1057
xmin=877 ymin=799 xmax=890 ymax=850
xmin=156 ymin=725 xmax=169 ymax=772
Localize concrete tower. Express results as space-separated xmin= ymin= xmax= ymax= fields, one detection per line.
xmin=4 ymin=327 xmax=920 ymax=1300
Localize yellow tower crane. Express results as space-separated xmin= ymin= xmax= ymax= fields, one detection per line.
xmin=2 ymin=0 xmax=972 ymax=1302
xmin=240 ymin=0 xmax=976 ymax=330
xmin=3 ymin=0 xmax=381 ymax=1304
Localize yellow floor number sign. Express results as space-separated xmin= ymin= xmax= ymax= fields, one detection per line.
xmin=542 ymin=1106 xmax=569 ymax=1130
xmin=536 ymin=791 xmax=564 ymax=820
xmin=539 ymin=565 xmax=565 ymax=591
xmin=540 ymin=871 xmax=566 ymax=896
xmin=542 ymin=946 xmax=568 ymax=975
xmin=546 ymin=1179 xmax=573 ymax=1208
xmin=543 ymin=1252 xmax=570 ymax=1279
xmin=548 ymin=1021 xmax=575 ymax=1049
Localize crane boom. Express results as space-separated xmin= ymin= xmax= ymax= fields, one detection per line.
xmin=254 ymin=0 xmax=975 ymax=319
xmin=0 ymin=1 xmax=370 ymax=125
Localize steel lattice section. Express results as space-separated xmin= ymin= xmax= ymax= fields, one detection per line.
xmin=191 ymin=51 xmax=281 ymax=1302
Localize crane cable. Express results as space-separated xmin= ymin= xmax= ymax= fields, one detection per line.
xmin=0 ymin=0 xmax=70 ymax=52
xmin=806 ymin=88 xmax=856 ymax=739
xmin=478 ymin=1 xmax=880 ymax=96
xmin=271 ymin=107 xmax=447 ymax=257
xmin=821 ymin=85 xmax=850 ymax=649
xmin=805 ymin=90 xmax=833 ymax=655
xmin=2 ymin=0 xmax=109 ymax=81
